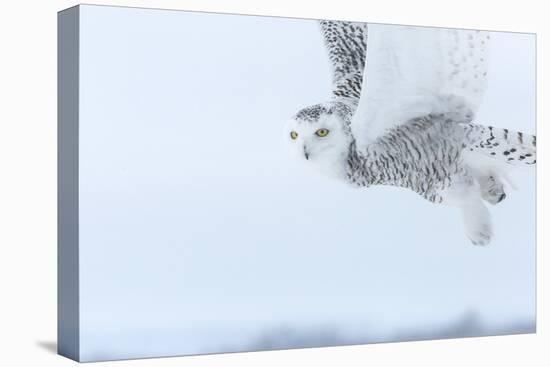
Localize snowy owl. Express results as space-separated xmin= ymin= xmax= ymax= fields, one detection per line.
xmin=285 ymin=21 xmax=536 ymax=245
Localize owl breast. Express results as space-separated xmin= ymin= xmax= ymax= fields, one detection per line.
xmin=345 ymin=115 xmax=471 ymax=202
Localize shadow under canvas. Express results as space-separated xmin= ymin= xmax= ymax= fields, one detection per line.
xmin=36 ymin=340 xmax=57 ymax=354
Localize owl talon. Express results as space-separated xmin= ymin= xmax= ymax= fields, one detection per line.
xmin=468 ymin=231 xmax=491 ymax=246
xmin=480 ymin=175 xmax=506 ymax=205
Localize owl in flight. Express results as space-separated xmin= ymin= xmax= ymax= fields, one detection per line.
xmin=286 ymin=21 xmax=536 ymax=245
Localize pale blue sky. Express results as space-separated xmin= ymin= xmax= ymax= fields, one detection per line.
xmin=77 ymin=5 xmax=535 ymax=361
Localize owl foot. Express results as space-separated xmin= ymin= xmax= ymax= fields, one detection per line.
xmin=480 ymin=175 xmax=506 ymax=205
xmin=461 ymin=199 xmax=493 ymax=246
xmin=467 ymin=226 xmax=492 ymax=246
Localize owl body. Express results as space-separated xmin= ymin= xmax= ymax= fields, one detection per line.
xmin=344 ymin=116 xmax=469 ymax=204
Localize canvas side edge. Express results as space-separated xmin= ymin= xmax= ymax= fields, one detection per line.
xmin=57 ymin=5 xmax=80 ymax=362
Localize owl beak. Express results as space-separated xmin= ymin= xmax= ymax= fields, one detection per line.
xmin=303 ymin=145 xmax=310 ymax=160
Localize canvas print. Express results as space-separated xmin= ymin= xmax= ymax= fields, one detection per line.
xmin=58 ymin=4 xmax=536 ymax=362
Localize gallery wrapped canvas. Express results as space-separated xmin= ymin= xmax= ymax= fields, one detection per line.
xmin=58 ymin=4 xmax=536 ymax=362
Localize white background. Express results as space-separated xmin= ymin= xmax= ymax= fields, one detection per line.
xmin=0 ymin=0 xmax=547 ymax=366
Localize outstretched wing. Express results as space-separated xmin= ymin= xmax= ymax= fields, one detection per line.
xmin=319 ymin=20 xmax=368 ymax=107
xmin=351 ymin=24 xmax=490 ymax=151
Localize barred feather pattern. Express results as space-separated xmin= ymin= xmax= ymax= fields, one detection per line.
xmin=462 ymin=123 xmax=536 ymax=165
xmin=343 ymin=114 xmax=536 ymax=203
xmin=319 ymin=20 xmax=367 ymax=104
xmin=345 ymin=115 xmax=471 ymax=203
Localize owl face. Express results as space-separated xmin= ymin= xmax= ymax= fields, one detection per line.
xmin=285 ymin=103 xmax=352 ymax=176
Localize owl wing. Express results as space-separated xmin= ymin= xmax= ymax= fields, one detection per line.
xmin=319 ymin=20 xmax=368 ymax=107
xmin=351 ymin=24 xmax=490 ymax=151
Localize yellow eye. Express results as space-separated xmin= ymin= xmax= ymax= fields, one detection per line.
xmin=315 ymin=128 xmax=329 ymax=137
xmin=290 ymin=131 xmax=298 ymax=140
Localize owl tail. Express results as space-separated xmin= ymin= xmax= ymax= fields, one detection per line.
xmin=463 ymin=123 xmax=536 ymax=166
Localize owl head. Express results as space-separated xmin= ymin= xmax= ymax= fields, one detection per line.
xmin=285 ymin=101 xmax=354 ymax=171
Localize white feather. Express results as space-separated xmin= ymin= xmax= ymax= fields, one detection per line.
xmin=352 ymin=24 xmax=490 ymax=151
